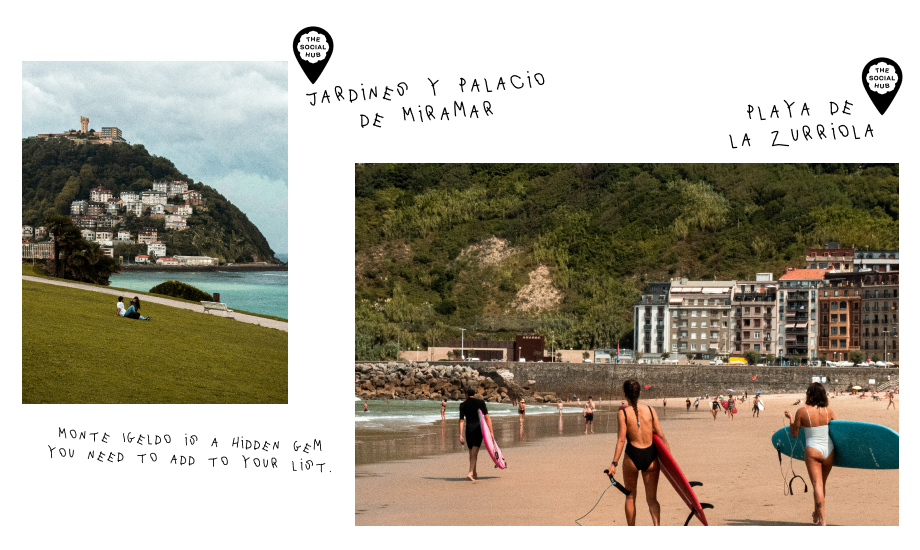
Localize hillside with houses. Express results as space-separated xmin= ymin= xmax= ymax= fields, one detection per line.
xmin=21 ymin=135 xmax=276 ymax=264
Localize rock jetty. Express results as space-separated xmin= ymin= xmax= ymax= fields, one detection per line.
xmin=354 ymin=362 xmax=559 ymax=404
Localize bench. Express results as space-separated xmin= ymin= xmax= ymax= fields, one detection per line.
xmin=201 ymin=301 xmax=234 ymax=317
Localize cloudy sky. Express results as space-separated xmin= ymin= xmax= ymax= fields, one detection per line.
xmin=22 ymin=62 xmax=288 ymax=255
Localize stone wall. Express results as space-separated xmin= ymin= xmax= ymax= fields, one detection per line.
xmin=502 ymin=362 xmax=899 ymax=400
xmin=355 ymin=361 xmax=898 ymax=403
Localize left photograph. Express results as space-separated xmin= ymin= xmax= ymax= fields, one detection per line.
xmin=22 ymin=62 xmax=288 ymax=404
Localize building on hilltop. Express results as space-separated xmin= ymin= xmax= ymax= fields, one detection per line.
xmin=138 ymin=227 xmax=158 ymax=245
xmin=182 ymin=190 xmax=203 ymax=205
xmin=70 ymin=216 xmax=96 ymax=229
xmin=165 ymin=214 xmax=187 ymax=230
xmin=806 ymin=242 xmax=855 ymax=272
xmin=90 ymin=186 xmax=112 ymax=203
xmin=135 ymin=254 xmax=150 ymax=264
xmin=34 ymin=226 xmax=47 ymax=240
xmin=855 ymin=250 xmax=899 ymax=272
xmin=70 ymin=200 xmax=88 ymax=216
xmin=22 ymin=225 xmax=34 ymax=240
xmin=147 ymin=241 xmax=166 ymax=257
xmin=141 ymin=190 xmax=168 ymax=206
xmin=80 ymin=229 xmax=96 ymax=241
xmin=99 ymin=127 xmax=124 ymax=141
xmin=81 ymin=116 xmax=89 ymax=133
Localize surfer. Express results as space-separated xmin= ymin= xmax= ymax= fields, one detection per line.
xmin=584 ymin=397 xmax=595 ymax=434
xmin=784 ymin=382 xmax=837 ymax=526
xmin=459 ymin=387 xmax=494 ymax=481
xmin=441 ymin=399 xmax=447 ymax=419
xmin=609 ymin=380 xmax=670 ymax=526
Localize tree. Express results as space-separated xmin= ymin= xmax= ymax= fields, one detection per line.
xmin=446 ymin=350 xmax=454 ymax=361
xmin=850 ymin=351 xmax=864 ymax=364
xmin=686 ymin=353 xmax=694 ymax=362
xmin=582 ymin=351 xmax=590 ymax=360
xmin=765 ymin=354 xmax=775 ymax=366
xmin=662 ymin=352 xmax=670 ymax=360
xmin=744 ymin=350 xmax=762 ymax=365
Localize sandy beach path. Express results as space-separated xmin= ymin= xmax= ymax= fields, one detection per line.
xmin=22 ymin=275 xmax=288 ymax=332
xmin=355 ymin=392 xmax=898 ymax=525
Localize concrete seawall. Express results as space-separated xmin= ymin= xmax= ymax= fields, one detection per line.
xmin=498 ymin=362 xmax=898 ymax=399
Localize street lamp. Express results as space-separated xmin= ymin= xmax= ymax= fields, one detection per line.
xmin=882 ymin=329 xmax=889 ymax=365
xmin=460 ymin=328 xmax=466 ymax=361
xmin=551 ymin=330 xmax=555 ymax=362
xmin=416 ymin=346 xmax=419 ymax=362
xmin=519 ymin=346 xmax=522 ymax=362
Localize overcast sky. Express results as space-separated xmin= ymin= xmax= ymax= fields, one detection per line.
xmin=22 ymin=61 xmax=288 ymax=255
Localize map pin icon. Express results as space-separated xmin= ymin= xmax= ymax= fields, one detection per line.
xmin=862 ymin=57 xmax=902 ymax=115
xmin=293 ymin=27 xmax=333 ymax=84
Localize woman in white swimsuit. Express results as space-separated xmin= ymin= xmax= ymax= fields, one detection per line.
xmin=785 ymin=382 xmax=837 ymax=526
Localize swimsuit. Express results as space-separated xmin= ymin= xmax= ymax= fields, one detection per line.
xmin=803 ymin=407 xmax=834 ymax=460
xmin=585 ymin=413 xmax=594 ymax=421
xmin=623 ymin=405 xmax=658 ymax=471
xmin=518 ymin=407 xmax=525 ymax=415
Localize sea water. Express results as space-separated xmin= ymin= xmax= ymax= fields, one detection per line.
xmin=109 ymin=270 xmax=288 ymax=319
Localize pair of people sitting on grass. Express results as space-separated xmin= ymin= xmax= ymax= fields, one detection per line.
xmin=116 ymin=296 xmax=150 ymax=321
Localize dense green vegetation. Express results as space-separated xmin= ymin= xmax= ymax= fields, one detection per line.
xmin=43 ymin=215 xmax=121 ymax=284
xmin=22 ymin=280 xmax=287 ymax=404
xmin=355 ymin=163 xmax=899 ymax=360
xmin=149 ymin=280 xmax=214 ymax=302
xmin=22 ymin=137 xmax=276 ymax=263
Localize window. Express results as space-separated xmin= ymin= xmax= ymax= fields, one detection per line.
xmin=755 ymin=307 xmax=761 ymax=314
xmin=779 ymin=337 xmax=784 ymax=345
xmin=703 ymin=299 xmax=708 ymax=306
xmin=831 ymin=327 xmax=838 ymax=335
xmin=754 ymin=332 xmax=760 ymax=338
xmin=744 ymin=307 xmax=750 ymax=315
xmin=691 ymin=344 xmax=697 ymax=351
xmin=831 ymin=340 xmax=837 ymax=348
xmin=840 ymin=314 xmax=846 ymax=322
xmin=840 ymin=327 xmax=847 ymax=336
xmin=711 ymin=332 xmax=718 ymax=339
xmin=754 ymin=344 xmax=761 ymax=351
xmin=681 ymin=332 xmax=687 ymax=338
xmin=672 ymin=311 xmax=678 ymax=318
xmin=722 ymin=321 xmax=728 ymax=328
xmin=681 ymin=343 xmax=687 ymax=349
xmin=692 ymin=310 xmax=698 ymax=317
xmin=691 ymin=333 xmax=697 ymax=340
xmin=693 ymin=299 xmax=698 ymax=306
xmin=831 ymin=314 xmax=838 ymax=322
xmin=701 ymin=322 xmax=708 ymax=328
xmin=701 ymin=310 xmax=708 ymax=317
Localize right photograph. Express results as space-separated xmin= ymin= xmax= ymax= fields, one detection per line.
xmin=354 ymin=163 xmax=899 ymax=526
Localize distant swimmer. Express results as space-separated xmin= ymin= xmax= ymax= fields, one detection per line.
xmin=518 ymin=399 xmax=526 ymax=425
xmin=459 ymin=387 xmax=494 ymax=482
xmin=785 ymin=382 xmax=837 ymax=526
xmin=441 ymin=399 xmax=447 ymax=419
xmin=609 ymin=380 xmax=670 ymax=526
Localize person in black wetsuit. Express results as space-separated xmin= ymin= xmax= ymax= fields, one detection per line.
xmin=609 ymin=379 xmax=671 ymax=526
xmin=459 ymin=387 xmax=495 ymax=482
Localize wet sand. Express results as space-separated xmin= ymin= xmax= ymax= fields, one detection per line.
xmin=355 ymin=392 xmax=898 ymax=525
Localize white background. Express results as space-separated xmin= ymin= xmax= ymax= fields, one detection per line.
xmin=5 ymin=0 xmax=912 ymax=543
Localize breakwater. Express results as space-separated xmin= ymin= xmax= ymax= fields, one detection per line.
xmin=355 ymin=361 xmax=898 ymax=403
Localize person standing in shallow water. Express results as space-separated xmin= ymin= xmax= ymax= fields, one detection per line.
xmin=440 ymin=399 xmax=447 ymax=419
xmin=609 ymin=379 xmax=670 ymax=526
xmin=459 ymin=387 xmax=494 ymax=482
xmin=785 ymin=382 xmax=837 ymax=526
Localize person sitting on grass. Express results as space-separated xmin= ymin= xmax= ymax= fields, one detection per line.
xmin=122 ymin=296 xmax=150 ymax=321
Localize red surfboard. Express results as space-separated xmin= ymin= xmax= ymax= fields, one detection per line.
xmin=653 ymin=434 xmax=709 ymax=526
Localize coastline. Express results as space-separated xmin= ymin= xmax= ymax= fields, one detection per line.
xmin=355 ymin=391 xmax=899 ymax=525
xmin=118 ymin=263 xmax=287 ymax=273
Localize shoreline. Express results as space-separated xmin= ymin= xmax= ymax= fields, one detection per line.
xmin=118 ymin=264 xmax=287 ymax=272
xmin=355 ymin=391 xmax=899 ymax=525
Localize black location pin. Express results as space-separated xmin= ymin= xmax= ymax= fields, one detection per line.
xmin=293 ymin=27 xmax=333 ymax=84
xmin=862 ymin=58 xmax=902 ymax=115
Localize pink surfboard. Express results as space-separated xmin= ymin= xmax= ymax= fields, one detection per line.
xmin=479 ymin=410 xmax=506 ymax=469
xmin=653 ymin=434 xmax=710 ymax=525
xmin=721 ymin=400 xmax=729 ymax=410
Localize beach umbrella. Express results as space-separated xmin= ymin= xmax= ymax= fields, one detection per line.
xmin=756 ymin=391 xmax=763 ymax=394
xmin=851 ymin=386 xmax=862 ymax=390
xmin=726 ymin=389 xmax=735 ymax=393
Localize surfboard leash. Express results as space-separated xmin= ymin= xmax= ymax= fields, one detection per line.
xmin=776 ymin=419 xmax=807 ymax=496
xmin=574 ymin=470 xmax=631 ymax=526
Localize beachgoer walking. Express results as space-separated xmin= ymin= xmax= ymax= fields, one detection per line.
xmin=711 ymin=398 xmax=719 ymax=420
xmin=558 ymin=401 xmax=564 ymax=414
xmin=887 ymin=391 xmax=896 ymax=410
xmin=694 ymin=397 xmax=700 ymax=411
xmin=609 ymin=379 xmax=670 ymax=526
xmin=584 ymin=397 xmax=595 ymax=434
xmin=727 ymin=396 xmax=735 ymax=421
xmin=686 ymin=398 xmax=691 ymax=411
xmin=752 ymin=395 xmax=761 ymax=417
xmin=518 ymin=398 xmax=526 ymax=425
xmin=441 ymin=399 xmax=447 ymax=419
xmin=785 ymin=382 xmax=836 ymax=526
xmin=459 ymin=387 xmax=495 ymax=482
xmin=663 ymin=398 xmax=667 ymax=411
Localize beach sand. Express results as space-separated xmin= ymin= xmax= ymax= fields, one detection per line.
xmin=355 ymin=392 xmax=898 ymax=526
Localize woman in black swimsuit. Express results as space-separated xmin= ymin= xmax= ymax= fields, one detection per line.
xmin=609 ymin=379 xmax=671 ymax=526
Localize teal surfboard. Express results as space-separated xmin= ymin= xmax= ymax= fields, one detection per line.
xmin=771 ymin=420 xmax=898 ymax=469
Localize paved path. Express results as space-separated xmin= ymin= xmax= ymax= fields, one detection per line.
xmin=22 ymin=275 xmax=288 ymax=332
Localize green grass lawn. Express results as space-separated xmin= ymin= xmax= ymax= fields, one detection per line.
xmin=22 ymin=279 xmax=288 ymax=404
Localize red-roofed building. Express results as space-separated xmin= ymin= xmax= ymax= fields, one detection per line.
xmin=806 ymin=242 xmax=854 ymax=272
xmin=90 ymin=186 xmax=112 ymax=203
xmin=776 ymin=267 xmax=829 ymax=363
xmin=135 ymin=254 xmax=150 ymax=264
xmin=155 ymin=257 xmax=179 ymax=265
